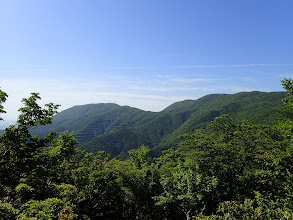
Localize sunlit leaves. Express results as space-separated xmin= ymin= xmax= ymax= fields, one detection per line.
xmin=17 ymin=93 xmax=60 ymax=129
xmin=0 ymin=88 xmax=8 ymax=121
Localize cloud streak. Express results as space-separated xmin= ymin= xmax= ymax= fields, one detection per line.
xmin=97 ymin=66 xmax=159 ymax=70
xmin=172 ymin=64 xmax=293 ymax=69
xmin=129 ymin=86 xmax=212 ymax=92
xmin=169 ymin=77 xmax=216 ymax=83
xmin=157 ymin=74 xmax=216 ymax=83
xmin=0 ymin=69 xmax=48 ymax=73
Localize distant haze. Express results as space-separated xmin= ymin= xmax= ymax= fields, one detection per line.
xmin=0 ymin=120 xmax=15 ymax=129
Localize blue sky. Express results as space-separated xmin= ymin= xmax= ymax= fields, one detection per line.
xmin=1 ymin=0 xmax=293 ymax=122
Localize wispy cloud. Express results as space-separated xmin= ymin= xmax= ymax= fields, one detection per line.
xmin=169 ymin=77 xmax=216 ymax=83
xmin=274 ymin=73 xmax=293 ymax=78
xmin=172 ymin=64 xmax=293 ymax=69
xmin=98 ymin=66 xmax=159 ymax=70
xmin=0 ymin=69 xmax=48 ymax=73
xmin=241 ymin=77 xmax=256 ymax=82
xmin=157 ymin=74 xmax=216 ymax=83
xmin=129 ymin=84 xmax=260 ymax=94
xmin=129 ymin=86 xmax=213 ymax=92
xmin=89 ymin=91 xmax=195 ymax=101
xmin=230 ymin=86 xmax=257 ymax=92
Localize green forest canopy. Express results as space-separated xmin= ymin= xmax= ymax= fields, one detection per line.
xmin=1 ymin=79 xmax=293 ymax=219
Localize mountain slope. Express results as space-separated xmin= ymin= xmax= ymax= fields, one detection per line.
xmin=33 ymin=103 xmax=156 ymax=143
xmin=152 ymin=91 xmax=286 ymax=154
xmin=33 ymin=91 xmax=287 ymax=158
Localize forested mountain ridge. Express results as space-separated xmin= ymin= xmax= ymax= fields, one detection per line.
xmin=33 ymin=103 xmax=156 ymax=142
xmin=154 ymin=91 xmax=287 ymax=153
xmin=33 ymin=91 xmax=287 ymax=158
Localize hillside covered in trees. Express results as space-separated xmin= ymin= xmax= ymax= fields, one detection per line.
xmin=33 ymin=91 xmax=287 ymax=159
xmin=1 ymin=79 xmax=293 ymax=219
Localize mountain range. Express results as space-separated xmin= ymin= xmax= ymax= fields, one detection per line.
xmin=32 ymin=91 xmax=287 ymax=158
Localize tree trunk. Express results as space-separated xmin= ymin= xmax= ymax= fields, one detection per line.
xmin=185 ymin=209 xmax=192 ymax=220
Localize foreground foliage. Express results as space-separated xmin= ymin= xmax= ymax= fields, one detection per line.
xmin=1 ymin=79 xmax=293 ymax=219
